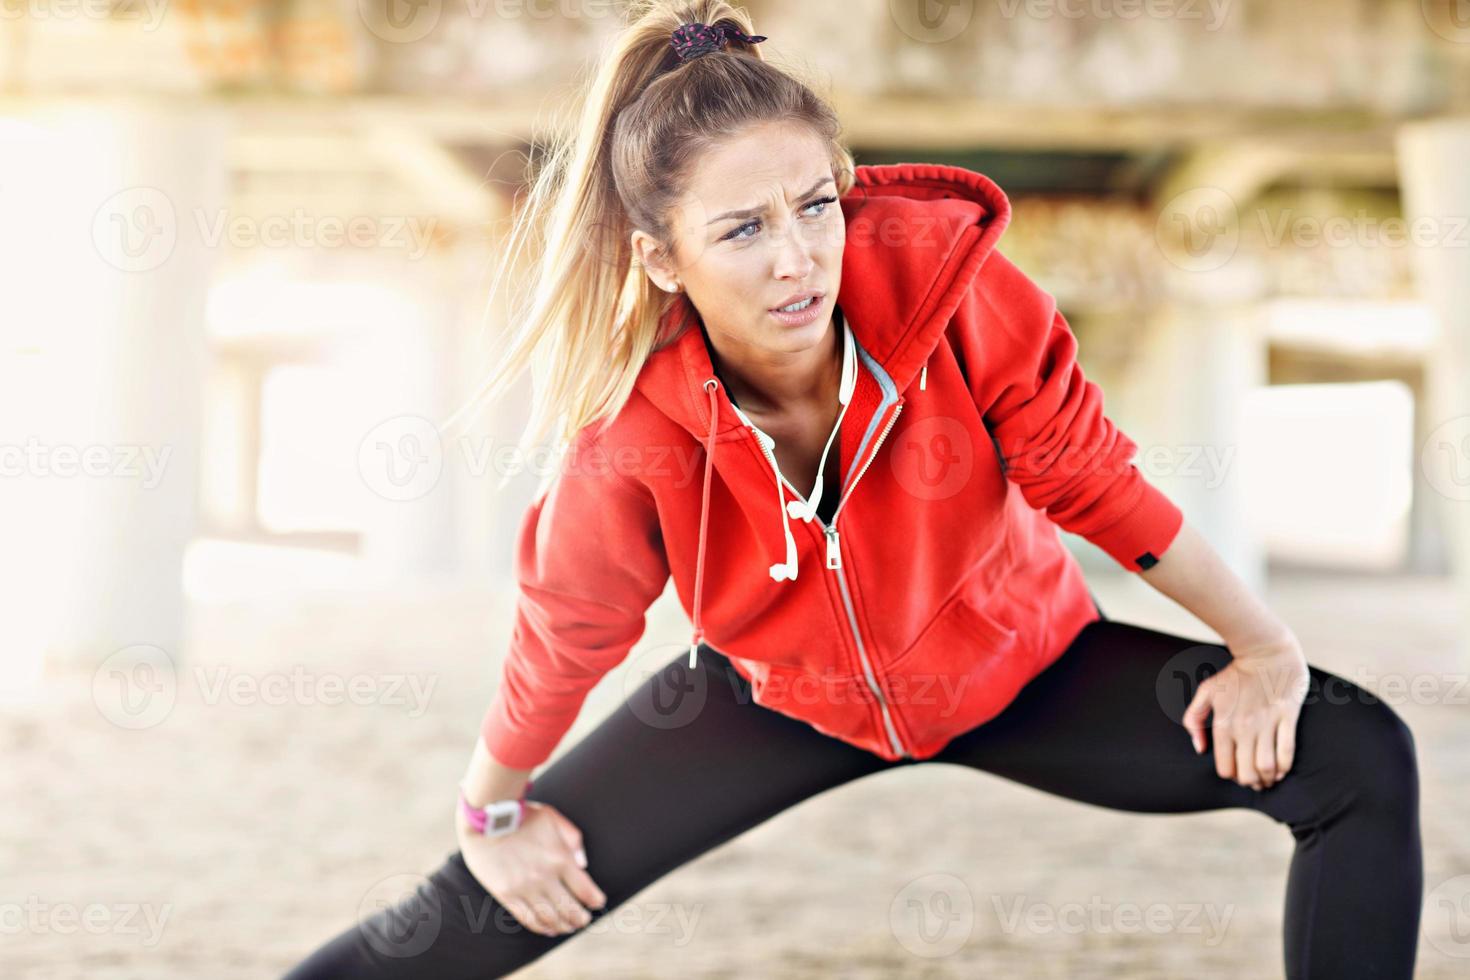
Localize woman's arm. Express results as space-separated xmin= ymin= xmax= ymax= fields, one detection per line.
xmin=449 ymin=731 xmax=605 ymax=940
xmin=459 ymin=734 xmax=534 ymax=809
xmin=1138 ymin=519 xmax=1294 ymax=653
xmin=952 ymin=249 xmax=1185 ymax=574
xmin=454 ymin=732 xmax=608 ymax=938
xmin=951 ymin=249 xmax=1305 ymax=788
xmin=1145 ymin=520 xmax=1310 ymax=790
xmin=480 ymin=429 xmax=671 ymax=771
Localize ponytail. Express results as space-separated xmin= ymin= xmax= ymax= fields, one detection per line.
xmin=441 ymin=0 xmax=854 ymax=497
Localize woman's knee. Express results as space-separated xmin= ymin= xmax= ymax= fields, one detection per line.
xmin=1361 ymin=699 xmax=1419 ymax=810
xmin=1308 ymin=671 xmax=1419 ymax=809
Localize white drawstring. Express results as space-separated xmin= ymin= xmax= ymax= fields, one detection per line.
xmin=789 ymin=313 xmax=857 ymax=524
xmin=728 ymin=311 xmax=857 ymax=585
xmin=748 ymin=425 xmax=799 ymax=582
xmin=790 ymin=391 xmax=851 ymax=523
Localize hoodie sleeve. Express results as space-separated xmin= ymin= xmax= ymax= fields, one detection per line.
xmin=480 ymin=428 xmax=671 ymax=770
xmin=950 ymin=248 xmax=1184 ymax=572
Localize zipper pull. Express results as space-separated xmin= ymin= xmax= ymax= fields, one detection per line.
xmin=825 ymin=525 xmax=842 ymax=569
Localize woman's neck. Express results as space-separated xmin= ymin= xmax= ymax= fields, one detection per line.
xmin=702 ymin=308 xmax=843 ymax=418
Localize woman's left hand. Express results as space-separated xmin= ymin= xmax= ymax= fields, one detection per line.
xmin=1182 ymin=633 xmax=1311 ymax=791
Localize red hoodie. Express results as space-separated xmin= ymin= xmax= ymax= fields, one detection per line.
xmin=481 ymin=163 xmax=1184 ymax=769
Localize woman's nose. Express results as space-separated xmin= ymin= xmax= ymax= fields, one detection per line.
xmin=770 ymin=225 xmax=817 ymax=280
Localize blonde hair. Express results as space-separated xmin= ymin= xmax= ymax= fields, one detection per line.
xmin=441 ymin=0 xmax=856 ymax=494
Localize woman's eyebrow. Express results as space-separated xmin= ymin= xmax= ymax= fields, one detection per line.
xmin=707 ymin=176 xmax=836 ymax=225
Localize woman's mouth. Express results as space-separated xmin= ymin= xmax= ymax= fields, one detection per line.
xmin=768 ymin=293 xmax=825 ymax=327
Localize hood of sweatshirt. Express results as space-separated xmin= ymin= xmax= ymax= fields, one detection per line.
xmin=628 ymin=163 xmax=1016 ymax=666
xmin=633 ymin=162 xmax=1013 ymax=436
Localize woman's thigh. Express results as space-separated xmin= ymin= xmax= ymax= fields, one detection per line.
xmin=282 ymin=644 xmax=897 ymax=980
xmin=927 ymin=617 xmax=1418 ymax=827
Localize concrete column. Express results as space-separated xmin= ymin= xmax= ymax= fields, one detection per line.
xmin=1397 ymin=117 xmax=1470 ymax=664
xmin=344 ymin=252 xmax=460 ymax=588
xmin=0 ymin=106 xmax=227 ymax=690
xmin=1127 ymin=300 xmax=1267 ymax=596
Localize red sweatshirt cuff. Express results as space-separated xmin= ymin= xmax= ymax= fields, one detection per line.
xmin=479 ymin=689 xmax=564 ymax=771
xmin=1084 ymin=475 xmax=1185 ymax=572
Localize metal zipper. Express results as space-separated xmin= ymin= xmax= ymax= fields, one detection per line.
xmin=822 ymin=401 xmax=904 ymax=571
xmin=819 ymin=401 xmax=909 ymax=759
xmin=752 ymin=399 xmax=911 ymax=758
xmin=743 ymin=399 xmax=912 ymax=760
xmin=830 ymin=554 xmax=908 ymax=759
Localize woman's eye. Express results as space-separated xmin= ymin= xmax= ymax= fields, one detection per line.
xmin=803 ymin=195 xmax=838 ymax=217
xmin=725 ymin=220 xmax=759 ymax=242
xmin=721 ymin=196 xmax=839 ymax=242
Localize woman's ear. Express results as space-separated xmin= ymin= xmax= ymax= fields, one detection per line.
xmin=630 ymin=229 xmax=680 ymax=293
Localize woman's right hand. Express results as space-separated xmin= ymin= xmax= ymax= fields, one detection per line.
xmin=457 ymin=800 xmax=608 ymax=937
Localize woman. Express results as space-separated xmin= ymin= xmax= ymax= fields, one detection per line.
xmin=284 ymin=3 xmax=1422 ymax=978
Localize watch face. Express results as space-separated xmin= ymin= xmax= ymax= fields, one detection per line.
xmin=483 ymin=799 xmax=521 ymax=835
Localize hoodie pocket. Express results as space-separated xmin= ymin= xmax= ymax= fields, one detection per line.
xmin=877 ymin=587 xmax=1023 ymax=734
xmin=741 ymin=657 xmax=876 ymax=746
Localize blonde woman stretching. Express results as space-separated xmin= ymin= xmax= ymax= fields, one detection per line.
xmin=284 ymin=3 xmax=1422 ymax=978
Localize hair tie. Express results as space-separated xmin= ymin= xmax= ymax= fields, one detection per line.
xmin=670 ymin=20 xmax=767 ymax=63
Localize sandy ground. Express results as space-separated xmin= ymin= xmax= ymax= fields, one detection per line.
xmin=5 ymin=567 xmax=1467 ymax=979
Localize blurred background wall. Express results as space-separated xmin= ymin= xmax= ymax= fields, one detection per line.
xmin=5 ymin=0 xmax=1470 ymax=679
xmin=4 ymin=2 xmax=1470 ymax=977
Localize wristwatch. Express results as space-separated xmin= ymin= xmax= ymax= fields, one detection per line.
xmin=458 ymin=780 xmax=533 ymax=837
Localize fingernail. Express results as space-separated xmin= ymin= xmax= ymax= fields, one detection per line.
xmin=575 ymin=848 xmax=587 ymax=868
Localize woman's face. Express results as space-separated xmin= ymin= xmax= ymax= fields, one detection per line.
xmin=635 ymin=119 xmax=845 ymax=361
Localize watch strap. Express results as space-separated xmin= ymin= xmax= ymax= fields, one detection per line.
xmin=458 ymin=780 xmax=533 ymax=836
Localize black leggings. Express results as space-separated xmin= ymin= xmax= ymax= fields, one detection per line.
xmin=282 ymin=617 xmax=1423 ymax=980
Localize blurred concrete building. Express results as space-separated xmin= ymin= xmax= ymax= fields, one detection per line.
xmin=4 ymin=0 xmax=1470 ymax=690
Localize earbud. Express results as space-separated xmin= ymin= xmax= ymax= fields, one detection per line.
xmin=769 ymin=562 xmax=797 ymax=582
xmin=769 ymin=526 xmax=799 ymax=583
